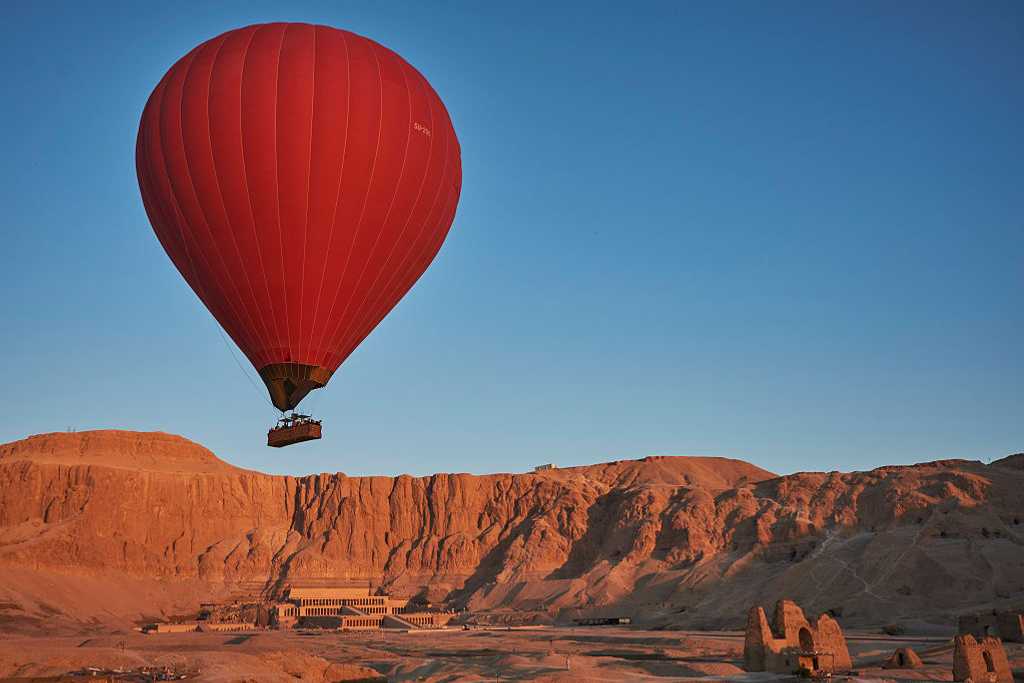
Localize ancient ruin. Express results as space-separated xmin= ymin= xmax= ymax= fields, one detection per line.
xmin=271 ymin=584 xmax=453 ymax=630
xmin=743 ymin=599 xmax=852 ymax=676
xmin=883 ymin=647 xmax=924 ymax=669
xmin=958 ymin=610 xmax=1024 ymax=643
xmin=952 ymin=634 xmax=1012 ymax=683
xmin=142 ymin=621 xmax=256 ymax=634
xmin=143 ymin=582 xmax=453 ymax=634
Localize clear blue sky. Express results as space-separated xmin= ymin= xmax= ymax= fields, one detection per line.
xmin=1 ymin=1 xmax=1021 ymax=477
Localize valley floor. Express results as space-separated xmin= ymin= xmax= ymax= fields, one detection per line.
xmin=1 ymin=626 xmax=1020 ymax=682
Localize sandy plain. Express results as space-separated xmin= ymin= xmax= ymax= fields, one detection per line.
xmin=2 ymin=625 xmax=1021 ymax=682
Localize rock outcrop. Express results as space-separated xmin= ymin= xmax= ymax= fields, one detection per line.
xmin=1 ymin=430 xmax=1023 ymax=633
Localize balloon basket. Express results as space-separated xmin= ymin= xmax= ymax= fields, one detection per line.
xmin=268 ymin=414 xmax=322 ymax=448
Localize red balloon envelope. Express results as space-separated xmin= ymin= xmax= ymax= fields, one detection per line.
xmin=136 ymin=23 xmax=461 ymax=411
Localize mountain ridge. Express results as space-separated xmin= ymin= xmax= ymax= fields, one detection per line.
xmin=1 ymin=429 xmax=1022 ymax=635
xmin=0 ymin=429 xmax=776 ymax=483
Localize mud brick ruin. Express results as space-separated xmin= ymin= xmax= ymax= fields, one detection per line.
xmin=958 ymin=610 xmax=1024 ymax=643
xmin=743 ymin=599 xmax=852 ymax=676
xmin=883 ymin=647 xmax=924 ymax=669
xmin=952 ymin=634 xmax=1012 ymax=683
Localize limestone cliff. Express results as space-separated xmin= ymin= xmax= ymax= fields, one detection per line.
xmin=1 ymin=431 xmax=1022 ymax=633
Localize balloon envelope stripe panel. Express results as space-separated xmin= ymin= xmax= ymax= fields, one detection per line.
xmin=137 ymin=22 xmax=461 ymax=411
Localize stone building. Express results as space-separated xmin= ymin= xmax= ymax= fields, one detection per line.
xmin=285 ymin=585 xmax=409 ymax=617
xmin=952 ymin=634 xmax=1012 ymax=683
xmin=958 ymin=610 xmax=1024 ymax=643
xmin=199 ymin=622 xmax=256 ymax=632
xmin=270 ymin=584 xmax=452 ymax=630
xmin=273 ymin=601 xmax=299 ymax=629
xmin=743 ymin=599 xmax=852 ymax=676
xmin=141 ymin=620 xmax=257 ymax=634
xmin=142 ymin=622 xmax=200 ymax=634
xmin=144 ymin=583 xmax=453 ymax=634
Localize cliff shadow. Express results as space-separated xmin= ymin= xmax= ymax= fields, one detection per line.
xmin=445 ymin=516 xmax=539 ymax=607
xmin=546 ymin=491 xmax=627 ymax=581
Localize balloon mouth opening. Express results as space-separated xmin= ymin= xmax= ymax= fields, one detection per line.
xmin=258 ymin=363 xmax=333 ymax=411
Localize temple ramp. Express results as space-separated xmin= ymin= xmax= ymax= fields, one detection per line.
xmin=383 ymin=614 xmax=421 ymax=630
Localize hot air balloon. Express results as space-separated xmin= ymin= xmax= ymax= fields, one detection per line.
xmin=136 ymin=23 xmax=462 ymax=446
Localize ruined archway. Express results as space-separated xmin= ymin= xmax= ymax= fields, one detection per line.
xmin=799 ymin=627 xmax=814 ymax=652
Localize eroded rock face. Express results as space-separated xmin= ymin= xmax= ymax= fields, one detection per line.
xmin=1 ymin=430 xmax=1023 ymax=631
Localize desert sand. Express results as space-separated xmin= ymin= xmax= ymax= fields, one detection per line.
xmin=1 ymin=626 xmax=1023 ymax=681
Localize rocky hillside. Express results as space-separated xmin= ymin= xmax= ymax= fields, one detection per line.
xmin=0 ymin=430 xmax=1022 ymax=634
